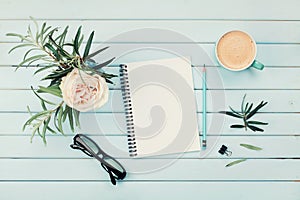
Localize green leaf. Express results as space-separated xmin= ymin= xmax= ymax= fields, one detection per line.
xmin=26 ymin=106 xmax=32 ymax=115
xmin=54 ymin=107 xmax=60 ymax=132
xmin=41 ymin=100 xmax=47 ymax=110
xmin=73 ymin=109 xmax=80 ymax=128
xmin=44 ymin=43 xmax=60 ymax=60
xmin=244 ymin=102 xmax=249 ymax=114
xmin=245 ymin=103 xmax=253 ymax=115
xmin=62 ymin=105 xmax=70 ymax=122
xmin=31 ymin=125 xmax=40 ymax=143
xmin=23 ymin=110 xmax=51 ymax=131
xmin=230 ymin=124 xmax=245 ymax=129
xmin=247 ymin=121 xmax=268 ymax=125
xmin=83 ymin=31 xmax=94 ymax=59
xmin=219 ymin=111 xmax=243 ymax=118
xmin=48 ymin=35 xmax=71 ymax=58
xmin=27 ymin=25 xmax=33 ymax=38
xmin=74 ymin=26 xmax=82 ymax=55
xmin=6 ymin=33 xmax=31 ymax=42
xmin=24 ymin=111 xmax=51 ymax=126
xmin=102 ymin=72 xmax=118 ymax=78
xmin=78 ymin=35 xmax=84 ymax=49
xmin=42 ymin=67 xmax=73 ymax=80
xmin=33 ymin=64 xmax=57 ymax=75
xmin=229 ymin=106 xmax=242 ymax=117
xmin=27 ymin=57 xmax=48 ymax=67
xmin=47 ymin=126 xmax=56 ymax=134
xmin=240 ymin=143 xmax=263 ymax=151
xmin=8 ymin=43 xmax=36 ymax=54
xmin=37 ymin=85 xmax=62 ymax=97
xmin=62 ymin=43 xmax=74 ymax=47
xmin=105 ymin=78 xmax=114 ymax=84
xmin=55 ymin=26 xmax=69 ymax=45
xmin=68 ymin=108 xmax=74 ymax=132
xmin=23 ymin=48 xmax=41 ymax=60
xmin=241 ymin=94 xmax=246 ymax=113
xmin=29 ymin=16 xmax=40 ymax=42
xmin=42 ymin=27 xmax=59 ymax=44
xmin=57 ymin=106 xmax=64 ymax=134
xmin=42 ymin=117 xmax=50 ymax=144
xmin=93 ymin=57 xmax=115 ymax=70
xmin=19 ymin=54 xmax=47 ymax=66
xmin=38 ymin=22 xmax=47 ymax=42
xmin=246 ymin=101 xmax=268 ymax=120
xmin=225 ymin=159 xmax=247 ymax=167
xmin=84 ymin=46 xmax=109 ymax=61
xmin=37 ymin=126 xmax=42 ymax=138
xmin=6 ymin=32 xmax=25 ymax=38
xmin=248 ymin=125 xmax=264 ymax=132
xmin=31 ymin=86 xmax=56 ymax=105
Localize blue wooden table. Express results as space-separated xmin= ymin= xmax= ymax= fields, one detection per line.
xmin=0 ymin=0 xmax=300 ymax=199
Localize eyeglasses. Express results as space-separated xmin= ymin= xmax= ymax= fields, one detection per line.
xmin=70 ymin=134 xmax=126 ymax=185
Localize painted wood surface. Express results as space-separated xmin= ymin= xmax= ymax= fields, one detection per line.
xmin=0 ymin=0 xmax=300 ymax=199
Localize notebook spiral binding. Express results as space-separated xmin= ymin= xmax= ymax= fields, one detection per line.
xmin=119 ymin=64 xmax=137 ymax=157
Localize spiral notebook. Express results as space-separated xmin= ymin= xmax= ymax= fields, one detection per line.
xmin=120 ymin=57 xmax=200 ymax=157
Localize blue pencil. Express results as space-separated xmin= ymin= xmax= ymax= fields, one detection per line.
xmin=202 ymin=65 xmax=207 ymax=149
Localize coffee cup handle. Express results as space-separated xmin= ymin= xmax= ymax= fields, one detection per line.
xmin=251 ymin=60 xmax=264 ymax=70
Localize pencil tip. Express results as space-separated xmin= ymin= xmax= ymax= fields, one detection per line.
xmin=202 ymin=140 xmax=207 ymax=148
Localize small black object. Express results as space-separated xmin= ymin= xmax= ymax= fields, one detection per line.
xmin=218 ymin=145 xmax=232 ymax=156
xmin=70 ymin=134 xmax=126 ymax=185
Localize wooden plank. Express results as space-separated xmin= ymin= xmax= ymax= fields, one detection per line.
xmin=2 ymin=20 xmax=300 ymax=43
xmin=0 ymin=135 xmax=298 ymax=158
xmin=1 ymin=90 xmax=299 ymax=112
xmin=2 ymin=113 xmax=299 ymax=136
xmin=1 ymin=43 xmax=300 ymax=66
xmin=0 ymin=1 xmax=299 ymax=199
xmin=206 ymin=67 xmax=300 ymax=89
xmin=0 ymin=182 xmax=299 ymax=200
xmin=2 ymin=66 xmax=300 ymax=90
xmin=0 ymin=0 xmax=299 ymax=20
xmin=0 ymin=158 xmax=299 ymax=180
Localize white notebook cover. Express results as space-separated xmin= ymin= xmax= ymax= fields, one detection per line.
xmin=124 ymin=57 xmax=200 ymax=157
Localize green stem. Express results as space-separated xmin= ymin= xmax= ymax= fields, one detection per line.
xmin=243 ymin=115 xmax=247 ymax=131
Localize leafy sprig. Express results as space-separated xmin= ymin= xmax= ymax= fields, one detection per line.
xmin=219 ymin=94 xmax=268 ymax=132
xmin=225 ymin=159 xmax=247 ymax=167
xmin=7 ymin=18 xmax=116 ymax=143
xmin=240 ymin=143 xmax=262 ymax=151
xmin=225 ymin=143 xmax=263 ymax=167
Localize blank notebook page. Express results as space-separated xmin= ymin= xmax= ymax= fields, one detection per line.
xmin=125 ymin=57 xmax=200 ymax=157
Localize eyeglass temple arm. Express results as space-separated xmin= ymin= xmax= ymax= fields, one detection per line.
xmin=108 ymin=170 xmax=117 ymax=185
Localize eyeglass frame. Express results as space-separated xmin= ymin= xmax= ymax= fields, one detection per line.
xmin=70 ymin=134 xmax=127 ymax=185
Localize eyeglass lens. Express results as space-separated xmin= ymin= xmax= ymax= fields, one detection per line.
xmin=80 ymin=136 xmax=100 ymax=155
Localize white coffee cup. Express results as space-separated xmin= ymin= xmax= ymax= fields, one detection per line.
xmin=215 ymin=30 xmax=264 ymax=71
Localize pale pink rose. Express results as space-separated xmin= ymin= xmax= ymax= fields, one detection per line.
xmin=60 ymin=68 xmax=109 ymax=112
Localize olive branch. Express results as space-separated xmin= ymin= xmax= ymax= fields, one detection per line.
xmin=219 ymin=94 xmax=268 ymax=132
xmin=7 ymin=18 xmax=116 ymax=143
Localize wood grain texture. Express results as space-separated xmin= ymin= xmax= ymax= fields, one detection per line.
xmin=1 ymin=113 xmax=299 ymax=136
xmin=0 ymin=135 xmax=298 ymax=159
xmin=1 ymin=67 xmax=300 ymax=90
xmin=1 ymin=43 xmax=300 ymax=66
xmin=1 ymin=90 xmax=299 ymax=112
xmin=1 ymin=20 xmax=300 ymax=43
xmin=0 ymin=0 xmax=300 ymax=199
xmin=1 ymin=182 xmax=299 ymax=200
xmin=0 ymin=0 xmax=299 ymax=20
xmin=0 ymin=158 xmax=299 ymax=180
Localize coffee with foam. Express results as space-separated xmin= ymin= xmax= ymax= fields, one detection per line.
xmin=216 ymin=31 xmax=256 ymax=70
